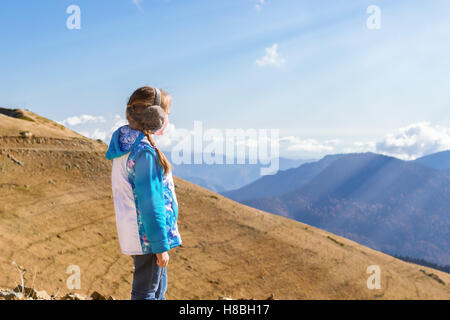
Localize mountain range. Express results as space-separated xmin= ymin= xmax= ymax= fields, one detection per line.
xmin=168 ymin=153 xmax=310 ymax=192
xmin=223 ymin=151 xmax=450 ymax=266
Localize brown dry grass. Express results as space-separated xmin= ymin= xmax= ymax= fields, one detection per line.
xmin=0 ymin=109 xmax=449 ymax=300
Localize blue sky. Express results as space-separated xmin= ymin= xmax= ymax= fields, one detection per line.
xmin=1 ymin=0 xmax=450 ymax=160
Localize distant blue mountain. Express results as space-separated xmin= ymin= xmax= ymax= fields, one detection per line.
xmin=168 ymin=153 xmax=312 ymax=192
xmin=222 ymin=154 xmax=345 ymax=201
xmin=413 ymin=150 xmax=450 ymax=170
xmin=224 ymin=152 xmax=450 ymax=266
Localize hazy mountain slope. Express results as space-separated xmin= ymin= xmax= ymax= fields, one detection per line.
xmin=175 ymin=175 xmax=228 ymax=193
xmin=243 ymin=153 xmax=450 ymax=266
xmin=413 ymin=150 xmax=450 ymax=170
xmin=170 ymin=155 xmax=310 ymax=193
xmin=222 ymin=154 xmax=344 ymax=202
xmin=1 ymin=108 xmax=449 ymax=299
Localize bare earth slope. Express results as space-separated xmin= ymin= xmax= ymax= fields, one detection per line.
xmin=0 ymin=108 xmax=449 ymax=299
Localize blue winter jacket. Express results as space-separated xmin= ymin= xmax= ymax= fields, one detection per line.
xmin=105 ymin=125 xmax=181 ymax=255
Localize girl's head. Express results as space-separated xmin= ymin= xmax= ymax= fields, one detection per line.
xmin=126 ymin=86 xmax=171 ymax=174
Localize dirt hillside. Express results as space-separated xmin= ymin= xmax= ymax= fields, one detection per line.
xmin=0 ymin=108 xmax=449 ymax=299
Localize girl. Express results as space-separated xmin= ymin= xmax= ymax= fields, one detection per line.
xmin=105 ymin=86 xmax=182 ymax=300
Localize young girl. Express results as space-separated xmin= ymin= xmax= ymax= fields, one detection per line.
xmin=105 ymin=86 xmax=182 ymax=300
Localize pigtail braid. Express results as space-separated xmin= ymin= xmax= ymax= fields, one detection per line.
xmin=144 ymin=131 xmax=171 ymax=175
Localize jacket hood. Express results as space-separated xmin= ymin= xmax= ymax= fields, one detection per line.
xmin=105 ymin=125 xmax=146 ymax=160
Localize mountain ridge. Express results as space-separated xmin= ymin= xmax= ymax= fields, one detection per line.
xmin=222 ymin=154 xmax=345 ymax=201
xmin=414 ymin=150 xmax=450 ymax=170
xmin=235 ymin=152 xmax=450 ymax=265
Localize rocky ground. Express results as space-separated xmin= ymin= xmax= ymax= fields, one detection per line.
xmin=0 ymin=285 xmax=113 ymax=300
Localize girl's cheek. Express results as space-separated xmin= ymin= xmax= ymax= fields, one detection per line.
xmin=154 ymin=119 xmax=169 ymax=136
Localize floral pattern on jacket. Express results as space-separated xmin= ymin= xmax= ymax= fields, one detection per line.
xmin=126 ymin=141 xmax=182 ymax=254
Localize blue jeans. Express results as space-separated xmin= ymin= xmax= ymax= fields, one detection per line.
xmin=131 ymin=253 xmax=167 ymax=300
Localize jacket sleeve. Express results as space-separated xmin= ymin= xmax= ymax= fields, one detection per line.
xmin=134 ymin=149 xmax=170 ymax=253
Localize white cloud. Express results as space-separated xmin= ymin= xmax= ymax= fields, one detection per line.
xmin=103 ymin=115 xmax=128 ymax=142
xmin=255 ymin=43 xmax=286 ymax=67
xmin=324 ymin=139 xmax=342 ymax=145
xmin=62 ymin=116 xmax=450 ymax=162
xmin=341 ymin=141 xmax=376 ymax=154
xmin=153 ymin=123 xmax=178 ymax=148
xmin=354 ymin=141 xmax=376 ymax=150
xmin=280 ymin=136 xmax=335 ymax=153
xmin=68 ymin=114 xmax=127 ymax=143
xmin=85 ymin=128 xmax=111 ymax=141
xmin=277 ymin=122 xmax=450 ymax=159
xmin=59 ymin=114 xmax=106 ymax=126
xmin=66 ymin=114 xmax=183 ymax=148
xmin=376 ymin=122 xmax=450 ymax=160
